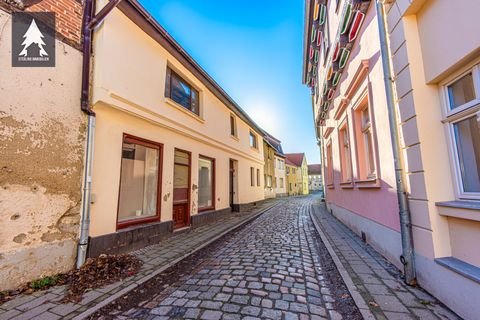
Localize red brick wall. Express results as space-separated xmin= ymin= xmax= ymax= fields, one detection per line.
xmin=1 ymin=0 xmax=84 ymax=49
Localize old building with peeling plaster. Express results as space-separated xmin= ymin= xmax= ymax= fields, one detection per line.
xmin=0 ymin=0 xmax=86 ymax=290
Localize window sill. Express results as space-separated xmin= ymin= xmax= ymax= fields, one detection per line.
xmin=198 ymin=206 xmax=216 ymax=213
xmin=250 ymin=146 xmax=259 ymax=152
xmin=435 ymin=256 xmax=480 ymax=284
xmin=327 ymin=183 xmax=335 ymax=189
xmin=165 ymin=97 xmax=205 ymax=123
xmin=340 ymin=181 xmax=353 ymax=189
xmin=117 ymin=215 xmax=160 ymax=230
xmin=355 ymin=178 xmax=381 ymax=189
xmin=230 ymin=135 xmax=239 ymax=142
xmin=436 ymin=200 xmax=480 ymax=222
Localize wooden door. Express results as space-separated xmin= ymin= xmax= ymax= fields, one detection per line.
xmin=173 ymin=149 xmax=190 ymax=229
xmin=229 ymin=160 xmax=234 ymax=209
xmin=229 ymin=159 xmax=238 ymax=211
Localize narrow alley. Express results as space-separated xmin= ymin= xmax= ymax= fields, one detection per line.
xmin=82 ymin=196 xmax=456 ymax=320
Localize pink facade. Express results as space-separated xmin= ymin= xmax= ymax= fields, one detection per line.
xmin=304 ymin=0 xmax=403 ymax=267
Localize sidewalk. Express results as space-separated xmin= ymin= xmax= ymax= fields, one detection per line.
xmin=309 ymin=198 xmax=461 ymax=320
xmin=0 ymin=200 xmax=279 ymax=320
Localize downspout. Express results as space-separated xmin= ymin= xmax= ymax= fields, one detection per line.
xmin=77 ymin=0 xmax=122 ymax=268
xmin=77 ymin=0 xmax=96 ymax=268
xmin=376 ymin=0 xmax=416 ymax=285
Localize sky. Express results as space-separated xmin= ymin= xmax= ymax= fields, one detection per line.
xmin=140 ymin=0 xmax=320 ymax=164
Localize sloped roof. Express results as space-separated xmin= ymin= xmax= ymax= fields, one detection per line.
xmin=264 ymin=133 xmax=285 ymax=157
xmin=308 ymin=164 xmax=322 ymax=175
xmin=285 ymin=153 xmax=305 ymax=167
xmin=118 ymin=0 xmax=265 ymax=136
xmin=285 ymin=158 xmax=296 ymax=166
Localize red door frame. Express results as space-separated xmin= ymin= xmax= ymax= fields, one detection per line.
xmin=116 ymin=133 xmax=163 ymax=230
xmin=198 ymin=155 xmax=216 ymax=213
xmin=173 ymin=148 xmax=191 ymax=229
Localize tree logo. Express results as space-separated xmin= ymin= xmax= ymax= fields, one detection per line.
xmin=12 ymin=12 xmax=55 ymax=67
xmin=19 ymin=18 xmax=49 ymax=57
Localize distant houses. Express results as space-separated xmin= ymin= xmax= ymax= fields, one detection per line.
xmin=285 ymin=153 xmax=309 ymax=196
xmin=0 ymin=0 xmax=314 ymax=291
xmin=308 ymin=164 xmax=322 ymax=192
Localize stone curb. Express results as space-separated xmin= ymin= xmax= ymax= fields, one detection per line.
xmin=308 ymin=204 xmax=376 ymax=320
xmin=73 ymin=201 xmax=282 ymax=320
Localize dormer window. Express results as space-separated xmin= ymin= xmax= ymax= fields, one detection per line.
xmin=165 ymin=67 xmax=199 ymax=115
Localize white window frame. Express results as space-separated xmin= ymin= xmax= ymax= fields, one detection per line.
xmin=442 ymin=64 xmax=480 ymax=200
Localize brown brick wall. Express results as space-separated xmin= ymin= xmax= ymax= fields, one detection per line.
xmin=1 ymin=0 xmax=83 ymax=50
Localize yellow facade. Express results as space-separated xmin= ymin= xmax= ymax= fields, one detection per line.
xmin=299 ymin=157 xmax=309 ymax=195
xmin=286 ymin=164 xmax=300 ymax=196
xmin=263 ymin=140 xmax=276 ymax=198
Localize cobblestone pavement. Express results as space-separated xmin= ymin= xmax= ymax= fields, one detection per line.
xmin=0 ymin=200 xmax=277 ymax=320
xmin=310 ymin=196 xmax=461 ymax=320
xmin=1 ymin=195 xmax=463 ymax=320
xmin=113 ymin=196 xmax=356 ymax=320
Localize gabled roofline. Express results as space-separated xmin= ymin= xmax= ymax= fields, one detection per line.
xmin=117 ymin=0 xmax=265 ymax=135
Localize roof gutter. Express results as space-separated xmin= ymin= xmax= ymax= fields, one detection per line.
xmin=302 ymin=0 xmax=314 ymax=84
xmin=118 ymin=0 xmax=265 ymax=135
xmin=77 ymin=0 xmax=122 ymax=268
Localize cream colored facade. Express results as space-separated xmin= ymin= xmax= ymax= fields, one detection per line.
xmin=87 ymin=1 xmax=265 ymax=249
xmin=274 ymin=156 xmax=287 ymax=197
xmin=385 ymin=1 xmax=480 ymax=318
xmin=0 ymin=5 xmax=85 ymax=290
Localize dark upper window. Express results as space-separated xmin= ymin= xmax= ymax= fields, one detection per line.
xmin=230 ymin=115 xmax=237 ymax=137
xmin=165 ymin=67 xmax=199 ymax=115
xmin=250 ymin=131 xmax=258 ymax=149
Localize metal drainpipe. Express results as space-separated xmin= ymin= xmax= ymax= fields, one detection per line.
xmin=376 ymin=0 xmax=416 ymax=285
xmin=77 ymin=0 xmax=123 ymax=268
xmin=77 ymin=0 xmax=96 ymax=268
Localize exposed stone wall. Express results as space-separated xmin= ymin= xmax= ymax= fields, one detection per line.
xmin=0 ymin=3 xmax=85 ymax=290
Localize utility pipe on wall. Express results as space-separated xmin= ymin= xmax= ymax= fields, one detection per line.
xmin=375 ymin=0 xmax=416 ymax=285
xmin=77 ymin=0 xmax=122 ymax=268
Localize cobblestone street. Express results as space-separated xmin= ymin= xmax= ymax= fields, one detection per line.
xmin=104 ymin=197 xmax=356 ymax=320
xmin=0 ymin=196 xmax=460 ymax=320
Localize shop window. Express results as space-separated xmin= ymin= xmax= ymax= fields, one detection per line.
xmin=117 ymin=135 xmax=162 ymax=228
xmin=198 ymin=156 xmax=215 ymax=212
